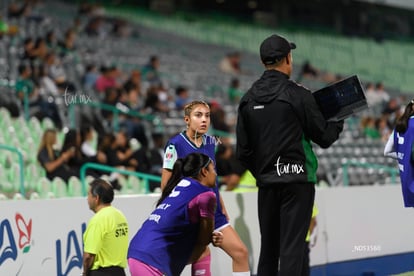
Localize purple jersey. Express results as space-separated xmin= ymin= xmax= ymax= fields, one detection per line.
xmin=127 ymin=177 xmax=215 ymax=276
xmin=163 ymin=131 xmax=228 ymax=229
xmin=393 ymin=120 xmax=414 ymax=207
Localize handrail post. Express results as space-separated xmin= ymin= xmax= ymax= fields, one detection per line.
xmin=23 ymin=89 xmax=29 ymax=122
xmin=342 ymin=161 xmax=349 ymax=186
xmin=68 ymin=103 xmax=76 ymax=129
xmin=143 ymin=178 xmax=149 ymax=194
xmin=0 ymin=144 xmax=25 ymax=196
xmin=390 ymin=169 xmax=397 ymax=184
xmin=113 ymin=110 xmax=119 ymax=132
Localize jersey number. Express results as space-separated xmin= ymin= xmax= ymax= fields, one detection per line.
xmin=169 ymin=179 xmax=191 ymax=198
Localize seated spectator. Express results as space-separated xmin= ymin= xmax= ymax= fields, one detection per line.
xmin=123 ymin=70 xmax=142 ymax=95
xmin=84 ymin=16 xmax=105 ymax=37
xmin=100 ymin=131 xmax=143 ymax=172
xmin=101 ymin=87 xmax=120 ymax=122
xmin=111 ymin=18 xmax=131 ymax=37
xmin=8 ymin=2 xmax=28 ymax=18
xmin=227 ymin=78 xmax=244 ymax=103
xmin=299 ymin=60 xmax=319 ymax=80
xmin=44 ymin=52 xmax=76 ymax=92
xmin=45 ymin=30 xmax=58 ymax=50
xmin=141 ymin=55 xmax=161 ymax=85
xmin=95 ymin=65 xmax=120 ymax=93
xmin=8 ymin=1 xmax=46 ymax=23
xmin=120 ymin=84 xmax=143 ymax=111
xmin=33 ymin=37 xmax=49 ymax=61
xmin=80 ymin=125 xmax=107 ymax=164
xmin=210 ymin=101 xmax=231 ymax=133
xmin=144 ymin=85 xmax=170 ymax=113
xmin=37 ymin=128 xmax=78 ymax=183
xmin=117 ymin=88 xmax=148 ymax=147
xmin=57 ymin=28 xmax=77 ymax=57
xmin=382 ymin=98 xmax=400 ymax=116
xmin=297 ymin=60 xmax=337 ymax=83
xmin=365 ymin=82 xmax=379 ymax=107
xmin=175 ymin=86 xmax=191 ymax=110
xmin=147 ymin=132 xmax=164 ymax=191
xmin=15 ymin=64 xmax=62 ymax=128
xmin=82 ymin=64 xmax=100 ymax=91
xmin=375 ymin=82 xmax=390 ymax=107
xmin=38 ymin=65 xmax=59 ymax=97
xmin=61 ymin=129 xmax=103 ymax=176
xmin=21 ymin=37 xmax=37 ymax=62
xmin=376 ymin=116 xmax=392 ymax=143
xmin=61 ymin=129 xmax=82 ymax=169
xmin=72 ymin=17 xmax=83 ymax=34
xmin=219 ymin=51 xmax=241 ymax=75
xmin=360 ymin=116 xmax=380 ymax=139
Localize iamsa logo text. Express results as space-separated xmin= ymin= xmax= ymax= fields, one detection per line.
xmin=0 ymin=213 xmax=33 ymax=266
xmin=55 ymin=223 xmax=86 ymax=276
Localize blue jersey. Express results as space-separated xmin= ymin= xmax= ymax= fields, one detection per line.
xmin=128 ymin=177 xmax=214 ymax=276
xmin=394 ymin=120 xmax=414 ymax=207
xmin=163 ymin=131 xmax=228 ymax=229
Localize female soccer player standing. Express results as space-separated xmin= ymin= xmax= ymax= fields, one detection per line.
xmin=161 ymin=101 xmax=250 ymax=276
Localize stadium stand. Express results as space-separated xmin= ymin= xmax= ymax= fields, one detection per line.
xmin=0 ymin=0 xmax=404 ymax=199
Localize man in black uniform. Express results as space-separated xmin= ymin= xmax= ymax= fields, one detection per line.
xmin=236 ymin=34 xmax=343 ymax=276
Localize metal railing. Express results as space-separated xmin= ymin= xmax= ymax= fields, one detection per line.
xmin=80 ymin=162 xmax=161 ymax=196
xmin=0 ymin=144 xmax=25 ymax=195
xmin=68 ymin=101 xmax=161 ymax=132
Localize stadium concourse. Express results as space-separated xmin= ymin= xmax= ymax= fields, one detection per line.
xmin=0 ymin=0 xmax=414 ymax=275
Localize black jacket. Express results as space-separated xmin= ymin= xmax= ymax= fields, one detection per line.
xmin=236 ymin=70 xmax=343 ymax=186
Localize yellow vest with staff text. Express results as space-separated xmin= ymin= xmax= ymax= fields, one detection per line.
xmin=233 ymin=170 xmax=257 ymax=192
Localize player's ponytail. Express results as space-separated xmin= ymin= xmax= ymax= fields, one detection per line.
xmin=157 ymin=153 xmax=211 ymax=206
xmin=395 ymin=99 xmax=414 ymax=134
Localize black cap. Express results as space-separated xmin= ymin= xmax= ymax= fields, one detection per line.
xmin=260 ymin=34 xmax=296 ymax=65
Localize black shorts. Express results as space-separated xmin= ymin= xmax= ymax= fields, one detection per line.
xmin=89 ymin=266 xmax=126 ymax=276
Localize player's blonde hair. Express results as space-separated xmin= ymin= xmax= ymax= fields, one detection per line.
xmin=184 ymin=101 xmax=210 ymax=116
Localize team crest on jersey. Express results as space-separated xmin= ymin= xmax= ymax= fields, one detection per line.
xmin=165 ymin=145 xmax=176 ymax=160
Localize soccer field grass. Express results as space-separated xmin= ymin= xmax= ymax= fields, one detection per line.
xmin=393 ymin=272 xmax=414 ymax=276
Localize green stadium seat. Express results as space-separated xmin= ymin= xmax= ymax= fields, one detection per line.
xmin=35 ymin=177 xmax=55 ymax=199
xmin=29 ymin=192 xmax=40 ymax=200
xmin=52 ymin=177 xmax=69 ymax=198
xmin=41 ymin=117 xmax=55 ymax=131
xmin=128 ymin=176 xmax=144 ymax=194
xmin=12 ymin=192 xmax=24 ymax=200
xmin=68 ymin=176 xmax=83 ymax=197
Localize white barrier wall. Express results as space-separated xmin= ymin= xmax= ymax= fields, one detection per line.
xmin=0 ymin=184 xmax=413 ymax=275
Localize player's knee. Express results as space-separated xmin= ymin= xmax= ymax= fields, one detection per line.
xmin=232 ymin=244 xmax=249 ymax=261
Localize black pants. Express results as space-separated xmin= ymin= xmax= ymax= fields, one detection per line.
xmin=257 ymin=183 xmax=315 ymax=276
xmin=89 ymin=266 xmax=126 ymax=276
xmin=302 ymin=242 xmax=310 ymax=276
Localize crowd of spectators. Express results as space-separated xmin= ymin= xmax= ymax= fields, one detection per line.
xmin=0 ymin=1 xmax=407 ymax=192
xmin=0 ymin=1 xmax=241 ymax=191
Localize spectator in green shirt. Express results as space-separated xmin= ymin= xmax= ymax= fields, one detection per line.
xmin=15 ymin=64 xmax=62 ymax=129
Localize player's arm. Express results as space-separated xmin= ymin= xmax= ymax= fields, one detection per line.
xmin=160 ymin=168 xmax=172 ymax=190
xmin=384 ymin=130 xmax=397 ymax=159
xmin=161 ymin=144 xmax=177 ymax=190
xmin=188 ymin=217 xmax=214 ymax=263
xmin=188 ymin=191 xmax=217 ymax=263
